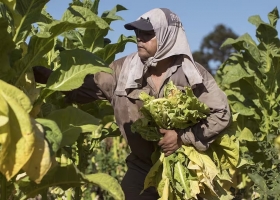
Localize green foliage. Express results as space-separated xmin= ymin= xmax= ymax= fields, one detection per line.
xmin=132 ymin=81 xmax=239 ymax=199
xmin=0 ymin=0 xmax=134 ymax=199
xmin=36 ymin=118 xmax=63 ymax=155
xmin=46 ymin=106 xmax=100 ymax=147
xmin=0 ymin=79 xmax=44 ymax=182
xmin=46 ymin=49 xmax=112 ymax=91
xmin=132 ymin=81 xmax=210 ymax=140
xmin=216 ymin=7 xmax=280 ymax=199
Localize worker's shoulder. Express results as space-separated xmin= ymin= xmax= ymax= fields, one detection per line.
xmin=109 ymin=56 xmax=128 ymax=71
xmin=194 ymin=61 xmax=213 ymax=80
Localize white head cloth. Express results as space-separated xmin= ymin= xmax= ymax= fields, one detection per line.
xmin=115 ymin=8 xmax=203 ymax=96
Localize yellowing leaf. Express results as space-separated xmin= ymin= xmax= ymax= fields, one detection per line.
xmin=46 ymin=106 xmax=100 ymax=147
xmin=173 ymin=161 xmax=192 ymax=198
xmin=0 ymin=79 xmax=32 ymax=113
xmin=184 ymin=146 xmax=218 ymax=182
xmin=211 ymin=134 xmax=240 ymax=170
xmin=0 ymin=94 xmax=9 ymax=127
xmin=19 ymin=70 xmax=41 ymax=105
xmin=22 ymin=119 xmax=53 ymax=183
xmin=160 ymin=178 xmax=170 ymax=200
xmin=0 ymin=80 xmax=35 ymax=180
xmin=189 ymin=180 xmax=200 ymax=197
xmin=143 ymin=153 xmax=164 ymax=191
xmin=238 ymin=127 xmax=256 ymax=141
xmin=187 ymin=160 xmax=200 ymax=170
xmin=84 ymin=173 xmax=125 ymax=200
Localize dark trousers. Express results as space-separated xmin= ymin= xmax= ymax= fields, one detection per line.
xmin=121 ymin=156 xmax=159 ymax=200
xmin=121 ymin=155 xmax=206 ymax=200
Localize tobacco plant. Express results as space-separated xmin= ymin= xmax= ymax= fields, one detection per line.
xmin=0 ymin=0 xmax=134 ymax=199
xmin=216 ymin=7 xmax=280 ymax=199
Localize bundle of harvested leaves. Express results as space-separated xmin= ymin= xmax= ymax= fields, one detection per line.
xmin=131 ymin=81 xmax=239 ymax=199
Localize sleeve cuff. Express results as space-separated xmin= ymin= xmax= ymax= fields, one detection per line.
xmin=178 ymin=128 xmax=192 ymax=145
xmin=178 ymin=128 xmax=209 ymax=151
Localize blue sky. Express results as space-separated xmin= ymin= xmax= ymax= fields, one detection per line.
xmin=46 ymin=1 xmax=279 ymax=59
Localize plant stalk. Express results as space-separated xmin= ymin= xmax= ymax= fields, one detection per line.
xmin=1 ymin=173 xmax=7 ymax=200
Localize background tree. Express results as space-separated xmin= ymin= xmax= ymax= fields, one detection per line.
xmin=193 ymin=24 xmax=238 ymax=75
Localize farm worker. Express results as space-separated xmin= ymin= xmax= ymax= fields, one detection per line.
xmin=34 ymin=8 xmax=231 ymax=200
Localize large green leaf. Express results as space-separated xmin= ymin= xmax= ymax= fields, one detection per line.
xmin=237 ymin=127 xmax=256 ymax=142
xmin=83 ymin=28 xmax=108 ymax=52
xmin=78 ymin=100 xmax=114 ymax=119
xmin=18 ymin=164 xmax=82 ymax=199
xmin=143 ymin=153 xmax=164 ymax=190
xmin=101 ymin=4 xmax=127 ymax=24
xmin=61 ymin=29 xmax=84 ymax=48
xmin=220 ymin=62 xmax=253 ymax=85
xmin=184 ymin=146 xmax=218 ymax=188
xmin=14 ymin=5 xmax=110 ymax=86
xmin=94 ymin=34 xmax=136 ymax=64
xmin=210 ymin=134 xmax=239 ymax=170
xmin=46 ymin=106 xmax=100 ymax=147
xmin=91 ymin=0 xmax=100 ymax=15
xmin=0 ymin=18 xmax=16 ymax=81
xmin=36 ymin=118 xmax=62 ymax=155
xmin=84 ymin=173 xmax=124 ymax=200
xmin=83 ymin=4 xmax=129 ymax=53
xmin=22 ymin=119 xmax=53 ymax=184
xmin=0 ymin=80 xmax=35 ymax=181
xmin=221 ymin=33 xmax=260 ymax=63
xmin=268 ymin=7 xmax=279 ymax=27
xmin=36 ymin=6 xmax=109 ymax=38
xmin=216 ymin=7 xmax=280 ymax=196
xmin=248 ymin=173 xmax=269 ymax=196
xmin=10 ymin=0 xmax=49 ymax=44
xmin=0 ymin=0 xmax=21 ymax=30
xmin=14 ymin=35 xmax=55 ymax=86
xmin=0 ymin=78 xmax=32 ymax=113
xmin=231 ymin=101 xmax=256 ymax=116
xmin=19 ymin=163 xmax=124 ymax=200
xmin=38 ymin=7 xmax=54 ymax=24
xmin=173 ymin=160 xmax=192 ymax=199
xmin=61 ymin=5 xmax=108 ymax=29
xmin=46 ymin=49 xmax=112 ymax=91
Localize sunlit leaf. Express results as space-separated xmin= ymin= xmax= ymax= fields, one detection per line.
xmin=0 ymin=80 xmax=35 ymax=181
xmin=36 ymin=118 xmax=63 ymax=155
xmin=46 ymin=49 xmax=112 ymax=91
xmin=143 ymin=153 xmax=164 ymax=191
xmin=184 ymin=146 xmax=218 ymax=193
xmin=210 ymin=133 xmax=239 ymax=170
xmin=101 ymin=4 xmax=127 ymax=24
xmin=84 ymin=173 xmax=124 ymax=200
xmin=94 ymin=34 xmax=136 ymax=64
xmin=22 ymin=119 xmax=53 ymax=184
xmin=46 ymin=106 xmax=100 ymax=147
xmin=12 ymin=0 xmax=49 ymax=44
xmin=237 ymin=127 xmax=256 ymax=142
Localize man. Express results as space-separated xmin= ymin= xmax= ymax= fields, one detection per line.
xmin=34 ymin=8 xmax=231 ymax=200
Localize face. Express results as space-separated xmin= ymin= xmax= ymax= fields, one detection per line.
xmin=135 ymin=29 xmax=157 ymax=61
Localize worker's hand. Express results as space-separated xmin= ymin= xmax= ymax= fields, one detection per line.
xmin=158 ymin=129 xmax=182 ymax=157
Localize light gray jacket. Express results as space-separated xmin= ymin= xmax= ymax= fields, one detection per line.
xmin=66 ymin=55 xmax=231 ymax=169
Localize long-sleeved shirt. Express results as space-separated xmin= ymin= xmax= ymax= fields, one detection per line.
xmin=55 ymin=55 xmax=232 ymax=170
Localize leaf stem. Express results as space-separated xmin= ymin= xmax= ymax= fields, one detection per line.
xmin=0 ymin=173 xmax=7 ymax=200
xmin=74 ymin=187 xmax=81 ymax=200
xmin=66 ymin=189 xmax=72 ymax=200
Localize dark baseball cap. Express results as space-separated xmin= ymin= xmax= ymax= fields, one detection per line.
xmin=124 ymin=8 xmax=181 ymax=31
xmin=124 ymin=17 xmax=154 ymax=31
